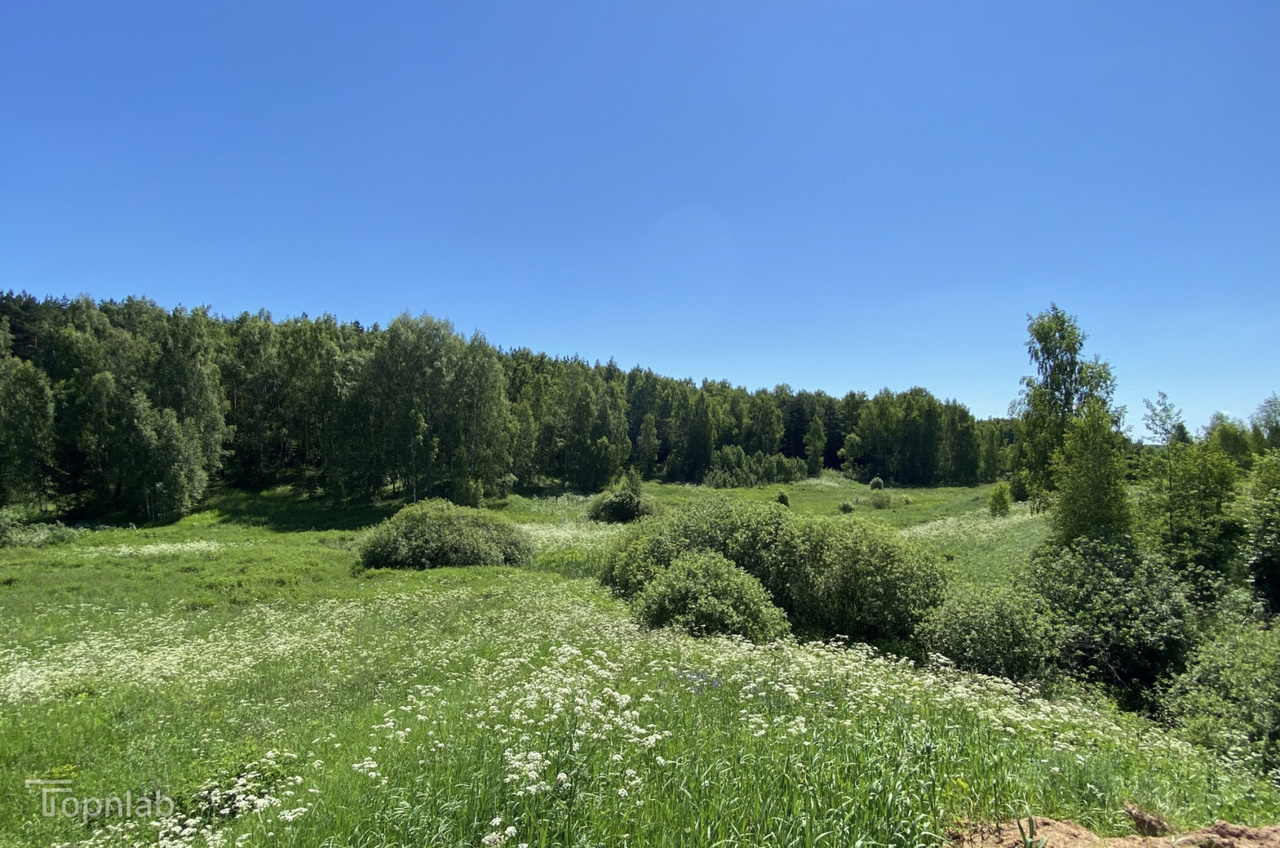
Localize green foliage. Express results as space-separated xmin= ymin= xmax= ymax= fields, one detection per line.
xmin=0 ymin=330 xmax=54 ymax=506
xmin=804 ymin=414 xmax=827 ymax=477
xmin=869 ymin=490 xmax=891 ymax=510
xmin=1139 ymin=440 xmax=1244 ymax=602
xmin=602 ymin=497 xmax=945 ymax=645
xmin=1162 ymin=620 xmax=1280 ymax=780
xmin=988 ymin=482 xmax=1011 ymax=517
xmin=917 ymin=584 xmax=1059 ymax=680
xmin=1205 ymin=413 xmax=1255 ymax=471
xmin=1012 ymin=303 xmax=1117 ymax=501
xmin=357 ymin=499 xmax=534 ymax=570
xmin=0 ymin=507 xmax=79 ymax=548
xmin=1253 ymin=394 xmax=1280 ymax=453
xmin=838 ymin=500 xmax=854 ymax=514
xmin=632 ymin=550 xmax=790 ymax=643
xmin=587 ymin=469 xmax=656 ymax=524
xmin=1248 ymin=451 xmax=1280 ymax=611
xmin=804 ymin=519 xmax=947 ymax=645
xmin=1030 ymin=539 xmax=1195 ymax=699
xmin=775 ymin=490 xmax=790 ymax=507
xmin=703 ymin=445 xmax=806 ymax=489
xmin=869 ymin=476 xmax=884 ymax=490
xmin=1009 ymin=471 xmax=1030 ymax=503
xmin=1050 ymin=397 xmax=1133 ymax=546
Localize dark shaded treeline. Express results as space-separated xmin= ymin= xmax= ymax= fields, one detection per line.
xmin=0 ymin=292 xmax=1008 ymax=519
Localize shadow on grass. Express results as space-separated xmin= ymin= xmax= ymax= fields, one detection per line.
xmin=202 ymin=487 xmax=399 ymax=533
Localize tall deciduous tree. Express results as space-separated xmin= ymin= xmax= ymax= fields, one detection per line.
xmin=1013 ymin=303 xmax=1117 ymax=502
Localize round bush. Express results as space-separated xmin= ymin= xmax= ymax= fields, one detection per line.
xmin=868 ymin=490 xmax=891 ymax=510
xmin=838 ymin=500 xmax=855 ymax=514
xmin=357 ymin=500 xmax=535 ymax=570
xmin=776 ymin=490 xmax=790 ymax=507
xmin=869 ymin=476 xmax=884 ymax=490
xmin=632 ymin=551 xmax=790 ymax=643
xmin=805 ymin=519 xmax=947 ymax=644
xmin=916 ymin=584 xmax=1058 ymax=680
xmin=587 ymin=471 xmax=656 ymax=524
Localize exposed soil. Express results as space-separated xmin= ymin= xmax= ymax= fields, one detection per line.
xmin=955 ymin=817 xmax=1280 ymax=848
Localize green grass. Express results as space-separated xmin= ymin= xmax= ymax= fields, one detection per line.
xmin=2 ymin=488 xmax=1274 ymax=847
xmin=901 ymin=503 xmax=1053 ymax=587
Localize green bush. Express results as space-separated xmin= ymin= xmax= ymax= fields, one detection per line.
xmin=356 ymin=500 xmax=535 ymax=570
xmin=602 ymin=498 xmax=946 ymax=645
xmin=869 ymin=476 xmax=884 ymax=490
xmin=1161 ymin=620 xmax=1280 ymax=780
xmin=587 ymin=470 xmax=656 ymax=524
xmin=1030 ymin=539 xmax=1195 ymax=701
xmin=838 ymin=500 xmax=854 ymax=514
xmin=988 ymin=481 xmax=1011 ymax=517
xmin=868 ymin=490 xmax=891 ymax=510
xmin=775 ymin=490 xmax=790 ymax=507
xmin=1009 ymin=472 xmax=1030 ymax=503
xmin=633 ymin=550 xmax=790 ymax=643
xmin=805 ymin=519 xmax=946 ymax=644
xmin=917 ymin=584 xmax=1058 ymax=681
xmin=0 ymin=507 xmax=79 ymax=548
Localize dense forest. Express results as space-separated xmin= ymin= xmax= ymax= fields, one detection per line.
xmin=0 ymin=292 xmax=1275 ymax=526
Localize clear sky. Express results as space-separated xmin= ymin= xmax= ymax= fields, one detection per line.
xmin=2 ymin=1 xmax=1276 ymax=436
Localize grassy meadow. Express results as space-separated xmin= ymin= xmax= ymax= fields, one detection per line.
xmin=1 ymin=480 xmax=1275 ymax=847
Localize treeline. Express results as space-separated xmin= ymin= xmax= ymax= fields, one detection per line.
xmin=0 ymin=292 xmax=1012 ymax=519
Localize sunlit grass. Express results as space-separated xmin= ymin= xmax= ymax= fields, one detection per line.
xmin=1 ymin=489 xmax=1274 ymax=847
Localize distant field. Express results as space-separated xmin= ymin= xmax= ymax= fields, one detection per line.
xmin=1 ymin=486 xmax=1263 ymax=848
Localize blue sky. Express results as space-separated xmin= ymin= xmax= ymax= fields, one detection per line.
xmin=2 ymin=1 xmax=1276 ymax=435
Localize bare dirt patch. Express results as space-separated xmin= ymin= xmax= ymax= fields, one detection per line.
xmin=955 ymin=817 xmax=1280 ymax=848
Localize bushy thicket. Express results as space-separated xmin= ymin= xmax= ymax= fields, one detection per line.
xmin=632 ymin=551 xmax=790 ymax=643
xmin=357 ymin=500 xmax=534 ymax=570
xmin=602 ymin=498 xmax=945 ymax=644
xmin=1029 ymin=539 xmax=1195 ymax=701
xmin=0 ymin=507 xmax=79 ymax=548
xmin=917 ymin=584 xmax=1058 ymax=681
xmin=1161 ymin=620 xmax=1280 ymax=781
xmin=703 ymin=446 xmax=807 ymax=489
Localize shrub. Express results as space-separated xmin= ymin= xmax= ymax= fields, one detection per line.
xmin=1161 ymin=620 xmax=1280 ymax=779
xmin=357 ymin=500 xmax=534 ymax=570
xmin=917 ymin=584 xmax=1058 ymax=680
xmin=988 ymin=482 xmax=1011 ymax=517
xmin=588 ymin=469 xmax=656 ymax=524
xmin=838 ymin=501 xmax=854 ymax=514
xmin=868 ymin=490 xmax=891 ymax=510
xmin=869 ymin=476 xmax=884 ymax=490
xmin=775 ymin=490 xmax=790 ymax=507
xmin=633 ymin=551 xmax=790 ymax=643
xmin=602 ymin=499 xmax=771 ymax=598
xmin=1009 ymin=472 xmax=1030 ymax=503
xmin=1030 ymin=539 xmax=1195 ymax=701
xmin=704 ymin=447 xmax=807 ymax=489
xmin=0 ymin=507 xmax=79 ymax=548
xmin=805 ymin=519 xmax=946 ymax=644
xmin=603 ymin=498 xmax=946 ymax=645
